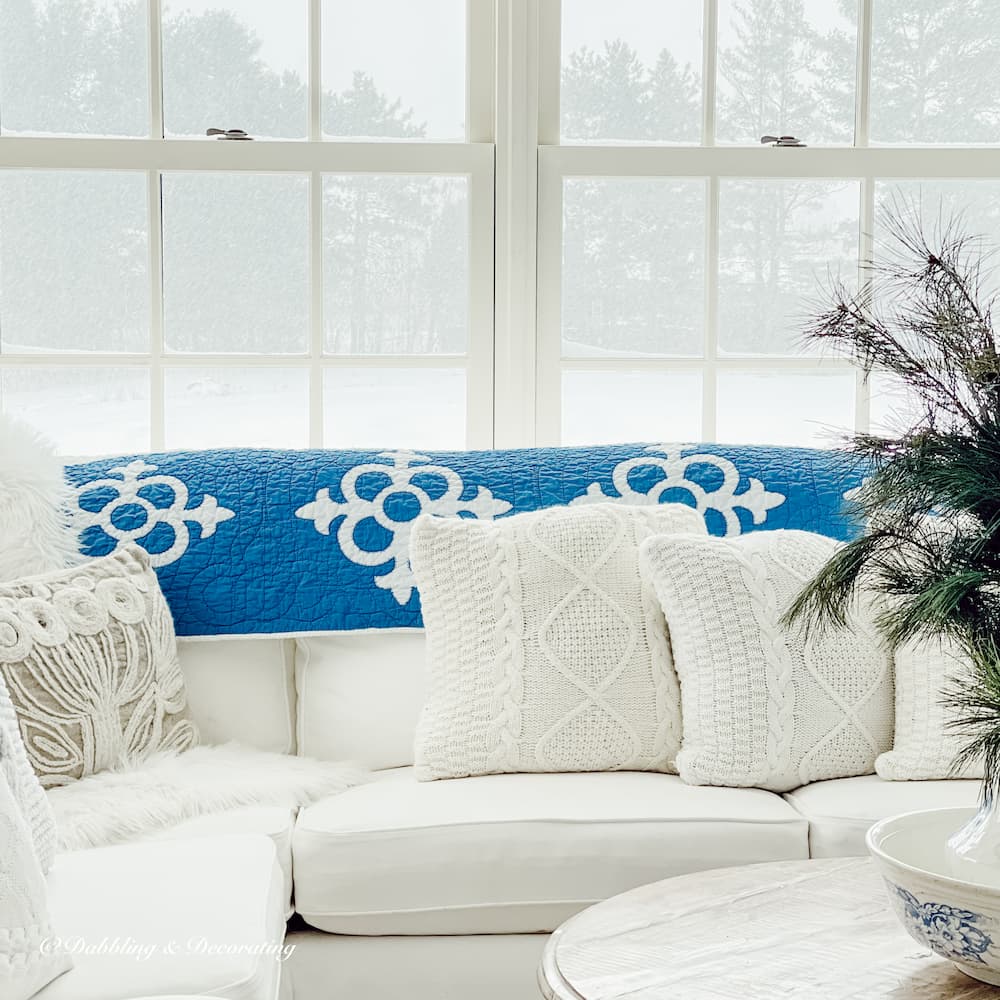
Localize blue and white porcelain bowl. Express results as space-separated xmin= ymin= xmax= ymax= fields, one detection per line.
xmin=868 ymin=807 xmax=1000 ymax=986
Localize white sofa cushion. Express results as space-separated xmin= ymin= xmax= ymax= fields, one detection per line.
xmin=876 ymin=634 xmax=982 ymax=780
xmin=412 ymin=503 xmax=705 ymax=779
xmin=641 ymin=529 xmax=894 ymax=792
xmin=35 ymin=836 xmax=286 ymax=1000
xmin=296 ymin=630 xmax=425 ymax=770
xmin=784 ymin=774 xmax=979 ymax=857
xmin=143 ymin=806 xmax=296 ymax=918
xmin=292 ymin=766 xmax=808 ymax=935
xmin=179 ymin=637 xmax=296 ymax=754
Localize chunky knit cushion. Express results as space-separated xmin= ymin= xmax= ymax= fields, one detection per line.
xmin=640 ymin=529 xmax=894 ymax=793
xmin=411 ymin=503 xmax=706 ymax=780
xmin=876 ymin=634 xmax=982 ymax=781
xmin=0 ymin=546 xmax=198 ymax=788
xmin=0 ymin=681 xmax=56 ymax=874
xmin=0 ymin=768 xmax=71 ymax=1000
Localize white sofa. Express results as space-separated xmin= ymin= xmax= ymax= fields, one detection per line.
xmin=40 ymin=627 xmax=972 ymax=1000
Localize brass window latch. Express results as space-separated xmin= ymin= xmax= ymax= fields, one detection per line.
xmin=206 ymin=128 xmax=253 ymax=140
xmin=760 ymin=135 xmax=807 ymax=147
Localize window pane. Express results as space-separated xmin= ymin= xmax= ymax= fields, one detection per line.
xmin=875 ymin=181 xmax=1000 ymax=298
xmin=560 ymin=0 xmax=703 ymax=143
xmin=718 ymin=180 xmax=860 ymax=356
xmin=716 ymin=0 xmax=857 ymax=146
xmin=162 ymin=2 xmax=307 ymax=139
xmin=717 ymin=372 xmax=855 ymax=447
xmin=871 ymin=1 xmax=1000 ymax=145
xmin=323 ymin=368 xmax=465 ymax=449
xmin=0 ymin=172 xmax=148 ymax=354
xmin=322 ymin=1 xmax=465 ymax=140
xmin=1 ymin=367 xmax=150 ymax=457
xmin=0 ymin=0 xmax=148 ymax=137
xmin=562 ymin=370 xmax=702 ymax=445
xmin=869 ymin=373 xmax=923 ymax=436
xmin=164 ymin=367 xmax=308 ymax=448
xmin=323 ymin=176 xmax=468 ymax=355
xmin=162 ymin=173 xmax=309 ymax=354
xmin=562 ymin=179 xmax=705 ymax=358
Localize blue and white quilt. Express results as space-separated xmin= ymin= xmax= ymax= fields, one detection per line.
xmin=64 ymin=443 xmax=868 ymax=637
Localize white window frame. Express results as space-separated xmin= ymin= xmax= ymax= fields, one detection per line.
xmin=528 ymin=0 xmax=1000 ymax=447
xmin=0 ymin=0 xmax=497 ymax=452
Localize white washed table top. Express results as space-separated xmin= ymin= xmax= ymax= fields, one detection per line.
xmin=538 ymin=858 xmax=997 ymax=1000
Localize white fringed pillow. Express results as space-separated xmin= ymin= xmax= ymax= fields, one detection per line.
xmin=411 ymin=502 xmax=706 ymax=780
xmin=0 ymin=416 xmax=80 ymax=582
xmin=876 ymin=634 xmax=982 ymax=781
xmin=640 ymin=529 xmax=894 ymax=793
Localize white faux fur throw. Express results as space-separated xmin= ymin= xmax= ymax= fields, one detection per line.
xmin=47 ymin=743 xmax=369 ymax=851
xmin=0 ymin=415 xmax=80 ymax=580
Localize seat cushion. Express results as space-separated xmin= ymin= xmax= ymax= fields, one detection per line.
xmin=36 ymin=836 xmax=286 ymax=1000
xmin=785 ymin=775 xmax=980 ymax=857
xmin=292 ymin=767 xmax=808 ymax=934
xmin=143 ymin=806 xmax=296 ymax=917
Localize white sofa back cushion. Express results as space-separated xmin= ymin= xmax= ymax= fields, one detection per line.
xmin=177 ymin=638 xmax=296 ymax=754
xmin=296 ymin=631 xmax=426 ymax=770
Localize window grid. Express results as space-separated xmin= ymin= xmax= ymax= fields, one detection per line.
xmin=0 ymin=1 xmax=495 ymax=454
xmin=535 ymin=0 xmax=1000 ymax=447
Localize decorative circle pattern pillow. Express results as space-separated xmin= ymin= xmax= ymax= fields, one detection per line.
xmin=640 ymin=529 xmax=894 ymax=793
xmin=0 ymin=546 xmax=197 ymax=787
xmin=411 ymin=502 xmax=706 ymax=780
xmin=876 ymin=634 xmax=982 ymax=781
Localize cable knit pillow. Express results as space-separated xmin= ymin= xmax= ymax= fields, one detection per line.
xmin=876 ymin=634 xmax=982 ymax=780
xmin=0 ymin=546 xmax=197 ymax=787
xmin=0 ymin=766 xmax=72 ymax=999
xmin=411 ymin=502 xmax=706 ymax=780
xmin=640 ymin=529 xmax=894 ymax=793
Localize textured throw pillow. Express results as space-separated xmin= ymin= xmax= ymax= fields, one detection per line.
xmin=411 ymin=502 xmax=706 ymax=780
xmin=640 ymin=529 xmax=894 ymax=793
xmin=0 ymin=679 xmax=56 ymax=873
xmin=0 ymin=767 xmax=72 ymax=1000
xmin=0 ymin=546 xmax=197 ymax=787
xmin=0 ymin=416 xmax=80 ymax=582
xmin=876 ymin=634 xmax=982 ymax=781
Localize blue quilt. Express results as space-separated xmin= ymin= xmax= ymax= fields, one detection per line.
xmin=64 ymin=443 xmax=868 ymax=637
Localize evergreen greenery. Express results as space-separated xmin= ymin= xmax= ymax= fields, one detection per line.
xmin=784 ymin=206 xmax=1000 ymax=790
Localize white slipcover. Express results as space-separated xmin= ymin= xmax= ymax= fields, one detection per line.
xmin=293 ymin=766 xmax=808 ymax=934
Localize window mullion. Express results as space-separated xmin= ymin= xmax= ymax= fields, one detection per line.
xmin=148 ymin=0 xmax=163 ymax=138
xmin=308 ymin=0 xmax=322 ymax=141
xmin=309 ymin=171 xmax=324 ymax=447
xmin=855 ymin=0 xmax=874 ymax=148
xmin=702 ymin=0 xmax=719 ymax=147
xmin=703 ymin=175 xmax=720 ymax=441
xmin=149 ymin=169 xmax=165 ymax=450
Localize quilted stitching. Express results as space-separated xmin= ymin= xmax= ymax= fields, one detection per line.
xmin=64 ymin=442 xmax=867 ymax=637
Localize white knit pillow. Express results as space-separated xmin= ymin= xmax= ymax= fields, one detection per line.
xmin=640 ymin=529 xmax=894 ymax=793
xmin=411 ymin=502 xmax=706 ymax=780
xmin=0 ymin=768 xmax=72 ymax=1000
xmin=876 ymin=634 xmax=982 ymax=781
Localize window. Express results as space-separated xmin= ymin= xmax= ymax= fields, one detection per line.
xmin=4 ymin=1 xmax=1000 ymax=455
xmin=0 ymin=1 xmax=493 ymax=455
xmin=536 ymin=0 xmax=1000 ymax=447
